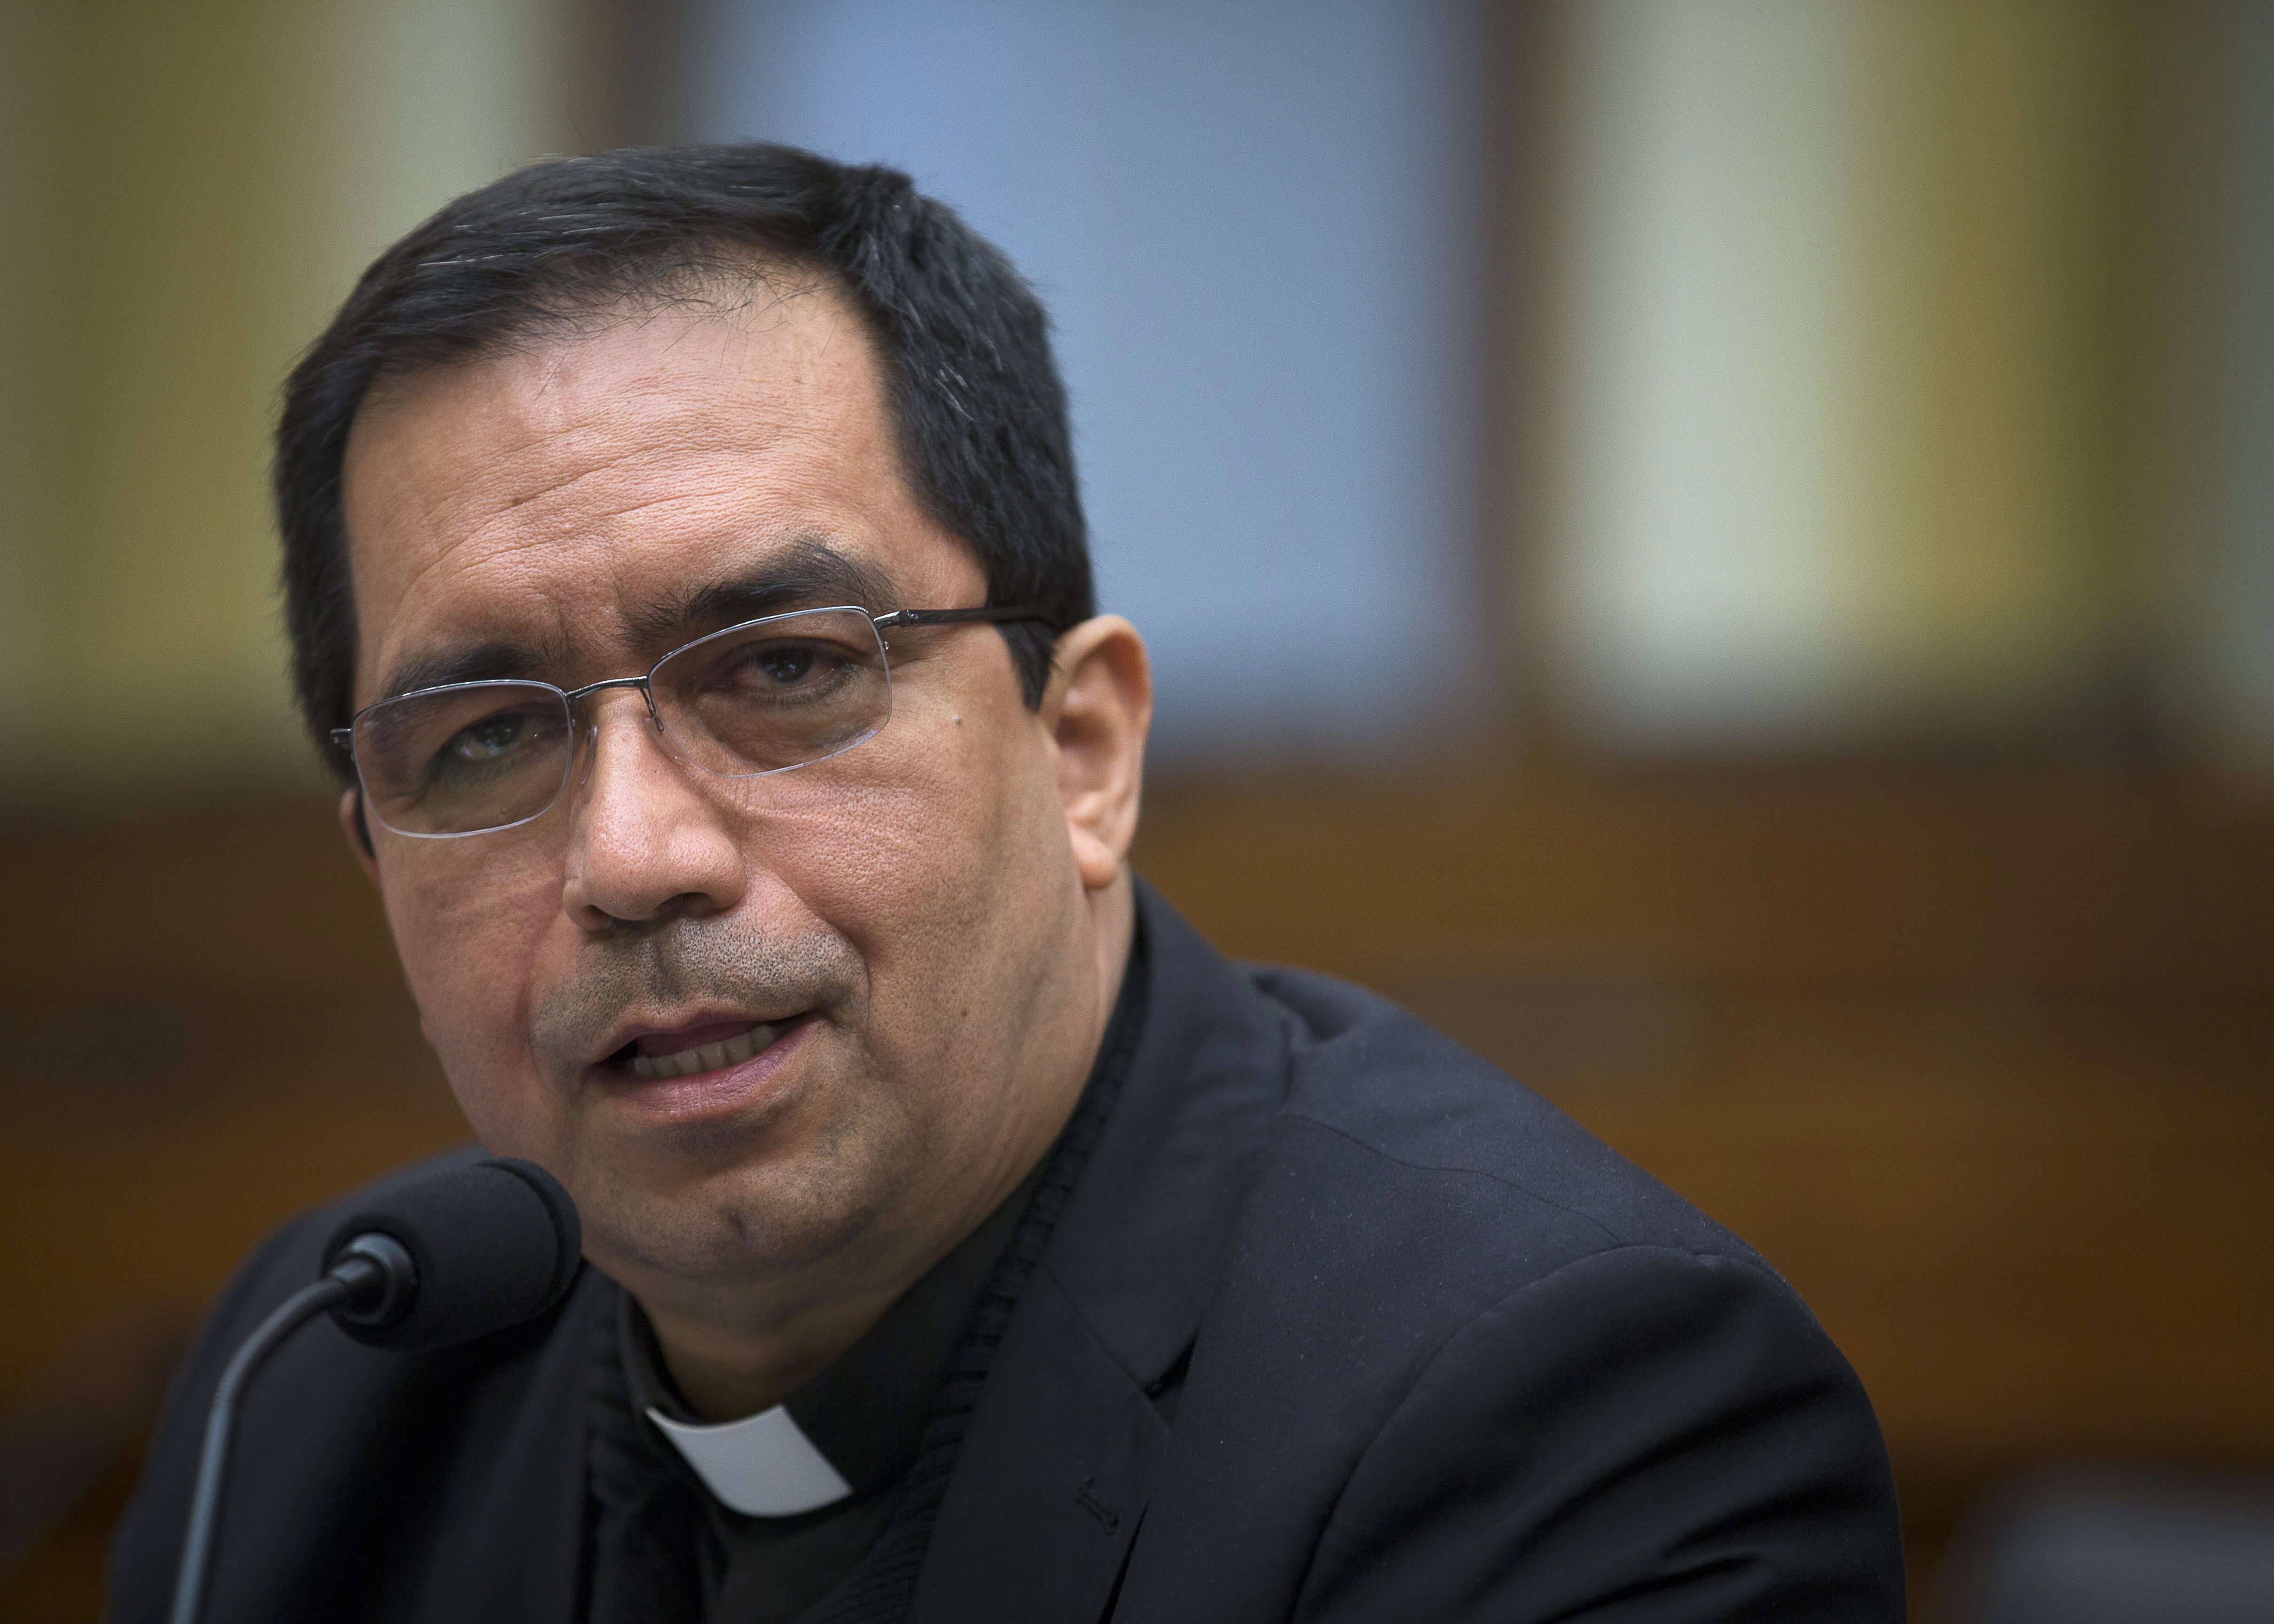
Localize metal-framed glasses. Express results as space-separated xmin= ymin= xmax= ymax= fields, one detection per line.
xmin=331 ymin=604 xmax=1050 ymax=839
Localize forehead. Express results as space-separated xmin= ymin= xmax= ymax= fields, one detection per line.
xmin=339 ymin=286 xmax=976 ymax=702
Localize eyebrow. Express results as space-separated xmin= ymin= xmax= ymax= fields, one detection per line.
xmin=379 ymin=640 xmax=556 ymax=702
xmin=374 ymin=536 xmax=903 ymax=703
xmin=625 ymin=535 xmax=901 ymax=650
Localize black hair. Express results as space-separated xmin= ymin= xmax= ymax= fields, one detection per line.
xmin=275 ymin=142 xmax=1090 ymax=781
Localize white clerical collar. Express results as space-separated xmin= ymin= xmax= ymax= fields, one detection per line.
xmin=646 ymin=1403 xmax=854 ymax=1517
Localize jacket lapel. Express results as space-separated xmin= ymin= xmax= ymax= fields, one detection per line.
xmin=907 ymin=884 xmax=1292 ymax=1624
xmin=906 ymin=1268 xmax=1168 ymax=1624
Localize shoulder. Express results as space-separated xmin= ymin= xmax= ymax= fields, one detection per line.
xmin=1242 ymin=963 xmax=1770 ymax=1283
xmin=1191 ymin=960 xmax=1846 ymax=1436
xmin=1139 ymin=966 xmax=1904 ymax=1619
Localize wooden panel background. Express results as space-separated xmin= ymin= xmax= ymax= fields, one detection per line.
xmin=3 ymin=766 xmax=2268 ymax=1616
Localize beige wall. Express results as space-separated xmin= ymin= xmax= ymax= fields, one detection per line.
xmin=0 ymin=0 xmax=580 ymax=804
xmin=1539 ymin=0 xmax=2274 ymax=763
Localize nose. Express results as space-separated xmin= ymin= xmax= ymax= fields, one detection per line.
xmin=560 ymin=688 xmax=748 ymax=932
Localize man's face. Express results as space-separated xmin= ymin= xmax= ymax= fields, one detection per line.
xmin=339 ymin=284 xmax=1121 ymax=1320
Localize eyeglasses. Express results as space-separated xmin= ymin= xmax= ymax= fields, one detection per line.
xmin=332 ymin=604 xmax=1051 ymax=839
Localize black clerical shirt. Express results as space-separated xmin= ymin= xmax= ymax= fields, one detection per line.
xmin=584 ymin=935 xmax=1149 ymax=1624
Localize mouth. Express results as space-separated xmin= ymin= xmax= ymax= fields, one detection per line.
xmin=582 ymin=1003 xmax=830 ymax=1133
xmin=612 ymin=1018 xmax=790 ymax=1081
xmin=601 ymin=1011 xmax=816 ymax=1082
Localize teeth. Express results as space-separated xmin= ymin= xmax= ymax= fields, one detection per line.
xmin=627 ymin=1022 xmax=777 ymax=1081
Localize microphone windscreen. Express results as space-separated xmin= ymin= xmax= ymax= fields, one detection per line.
xmin=320 ymin=1156 xmax=583 ymax=1353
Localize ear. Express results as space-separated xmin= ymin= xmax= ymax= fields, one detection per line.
xmin=337 ymin=787 xmax=381 ymax=883
xmin=1039 ymin=616 xmax=1152 ymax=892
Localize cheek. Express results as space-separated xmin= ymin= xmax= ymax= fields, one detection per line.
xmin=756 ymin=705 xmax=1070 ymax=1023
xmin=377 ymin=844 xmax=562 ymax=1124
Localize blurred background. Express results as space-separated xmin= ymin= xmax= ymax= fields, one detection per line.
xmin=2 ymin=0 xmax=2270 ymax=1618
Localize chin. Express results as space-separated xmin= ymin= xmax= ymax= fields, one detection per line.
xmin=576 ymin=1120 xmax=905 ymax=1293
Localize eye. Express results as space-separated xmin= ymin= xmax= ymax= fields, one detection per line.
xmin=448 ymin=711 xmax=530 ymax=760
xmin=717 ymin=638 xmax=853 ymax=695
xmin=754 ymin=643 xmax=819 ymax=686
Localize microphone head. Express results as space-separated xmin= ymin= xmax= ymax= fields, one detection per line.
xmin=320 ymin=1156 xmax=582 ymax=1353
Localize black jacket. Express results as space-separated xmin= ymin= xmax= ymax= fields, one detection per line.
xmin=108 ymin=886 xmax=1904 ymax=1622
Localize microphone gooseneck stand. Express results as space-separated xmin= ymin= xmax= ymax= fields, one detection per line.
xmin=165 ymin=1235 xmax=412 ymax=1624
xmin=162 ymin=1155 xmax=579 ymax=1624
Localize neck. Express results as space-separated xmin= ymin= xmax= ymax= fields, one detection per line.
xmin=641 ymin=873 xmax=1138 ymax=1421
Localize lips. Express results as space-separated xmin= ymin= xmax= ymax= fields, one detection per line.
xmin=589 ymin=1008 xmax=820 ymax=1131
xmin=623 ymin=1020 xmax=784 ymax=1080
xmin=598 ymin=1008 xmax=815 ymax=1084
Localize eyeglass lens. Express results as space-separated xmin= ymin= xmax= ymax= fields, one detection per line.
xmin=352 ymin=607 xmax=893 ymax=837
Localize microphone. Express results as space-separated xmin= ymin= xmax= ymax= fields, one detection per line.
xmin=166 ymin=1157 xmax=581 ymax=1624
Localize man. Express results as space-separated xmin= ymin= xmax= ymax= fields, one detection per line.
xmin=109 ymin=145 xmax=1903 ymax=1622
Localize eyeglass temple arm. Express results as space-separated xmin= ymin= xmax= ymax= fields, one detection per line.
xmin=871 ymin=606 xmax=1055 ymax=630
